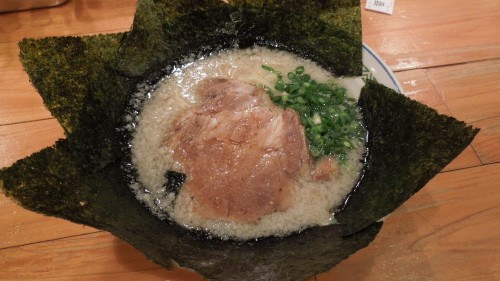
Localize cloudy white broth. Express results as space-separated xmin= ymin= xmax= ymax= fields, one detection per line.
xmin=129 ymin=46 xmax=366 ymax=240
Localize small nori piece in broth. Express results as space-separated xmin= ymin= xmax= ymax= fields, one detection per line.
xmin=164 ymin=171 xmax=186 ymax=195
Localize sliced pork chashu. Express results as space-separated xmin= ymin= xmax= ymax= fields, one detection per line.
xmin=165 ymin=78 xmax=312 ymax=223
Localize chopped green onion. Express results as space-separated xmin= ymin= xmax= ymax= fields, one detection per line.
xmin=275 ymin=80 xmax=285 ymax=92
xmin=261 ymin=65 xmax=275 ymax=72
xmin=261 ymin=64 xmax=365 ymax=161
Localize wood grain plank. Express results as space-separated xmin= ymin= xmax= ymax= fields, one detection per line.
xmin=361 ymin=0 xmax=500 ymax=71
xmin=0 ymin=0 xmax=136 ymax=43
xmin=0 ymin=231 xmax=204 ymax=281
xmin=0 ymin=88 xmax=50 ymax=126
xmin=442 ymin=146 xmax=482 ymax=172
xmin=0 ymin=193 xmax=98 ymax=250
xmin=0 ymin=119 xmax=64 ymax=168
xmin=0 ymin=43 xmax=53 ymax=125
xmin=395 ymin=68 xmax=450 ymax=115
xmin=318 ymin=163 xmax=500 ymax=281
xmin=426 ymin=59 xmax=500 ymax=124
xmin=471 ymin=116 xmax=500 ymax=164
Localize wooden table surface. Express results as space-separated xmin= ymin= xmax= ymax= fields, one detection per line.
xmin=1 ymin=1 xmax=499 ymax=280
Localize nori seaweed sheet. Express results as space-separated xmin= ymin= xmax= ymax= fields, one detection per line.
xmin=335 ymin=80 xmax=480 ymax=235
xmin=0 ymin=139 xmax=382 ymax=281
xmin=0 ymin=0 xmax=479 ymax=280
xmin=117 ymin=0 xmax=362 ymax=78
xmin=18 ymin=34 xmax=137 ymax=171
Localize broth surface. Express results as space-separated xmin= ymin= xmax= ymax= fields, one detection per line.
xmin=129 ymin=46 xmax=366 ymax=240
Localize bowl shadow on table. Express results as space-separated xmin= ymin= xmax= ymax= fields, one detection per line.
xmin=316 ymin=188 xmax=438 ymax=281
xmin=112 ymin=235 xmax=205 ymax=281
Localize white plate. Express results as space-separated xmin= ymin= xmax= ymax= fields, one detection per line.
xmin=339 ymin=43 xmax=404 ymax=98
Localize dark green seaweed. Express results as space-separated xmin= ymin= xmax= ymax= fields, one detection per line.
xmin=0 ymin=138 xmax=382 ymax=281
xmin=164 ymin=171 xmax=187 ymax=195
xmin=335 ymin=80 xmax=480 ymax=235
xmin=116 ymin=0 xmax=234 ymax=77
xmin=0 ymin=0 xmax=479 ymax=280
xmin=117 ymin=0 xmax=362 ymax=78
xmin=18 ymin=34 xmax=138 ymax=171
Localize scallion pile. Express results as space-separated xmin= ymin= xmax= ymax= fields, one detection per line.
xmin=262 ymin=65 xmax=365 ymax=162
